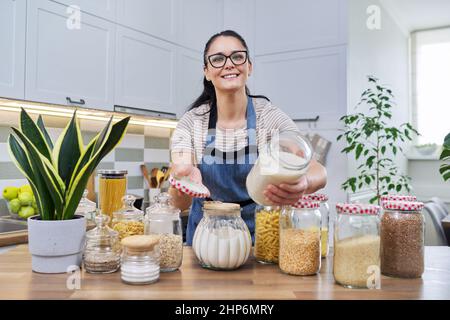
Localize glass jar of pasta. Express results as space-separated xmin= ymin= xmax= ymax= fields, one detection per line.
xmin=300 ymin=194 xmax=330 ymax=258
xmin=279 ymin=201 xmax=321 ymax=276
xmin=334 ymin=203 xmax=381 ymax=289
xmin=112 ymin=195 xmax=145 ymax=241
xmin=254 ymin=205 xmax=281 ymax=264
xmin=98 ymin=170 xmax=128 ymax=220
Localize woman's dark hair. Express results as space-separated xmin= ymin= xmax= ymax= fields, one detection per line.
xmin=188 ymin=30 xmax=269 ymax=112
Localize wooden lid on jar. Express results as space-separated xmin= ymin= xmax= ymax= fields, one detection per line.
xmin=121 ymin=235 xmax=159 ymax=251
xmin=203 ymin=201 xmax=241 ymax=215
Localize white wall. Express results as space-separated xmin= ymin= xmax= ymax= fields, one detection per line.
xmin=347 ymin=0 xmax=411 ymax=201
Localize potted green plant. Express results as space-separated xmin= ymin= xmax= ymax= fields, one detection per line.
xmin=439 ymin=133 xmax=450 ymax=181
xmin=8 ymin=108 xmax=130 ymax=273
xmin=337 ymin=76 xmax=419 ymax=204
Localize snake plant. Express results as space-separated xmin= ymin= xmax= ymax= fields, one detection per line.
xmin=7 ymin=108 xmax=130 ymax=220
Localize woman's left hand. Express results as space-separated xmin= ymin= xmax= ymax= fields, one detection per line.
xmin=263 ymin=176 xmax=309 ymax=206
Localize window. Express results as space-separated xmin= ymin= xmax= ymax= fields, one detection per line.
xmin=412 ymin=28 xmax=450 ymax=145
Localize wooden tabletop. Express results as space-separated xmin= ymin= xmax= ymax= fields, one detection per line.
xmin=0 ymin=245 xmax=449 ymax=300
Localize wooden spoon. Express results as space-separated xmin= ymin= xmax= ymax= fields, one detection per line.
xmin=150 ymin=168 xmax=159 ymax=188
xmin=140 ymin=165 xmax=152 ymax=189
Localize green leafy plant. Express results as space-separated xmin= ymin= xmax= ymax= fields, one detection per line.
xmin=7 ymin=108 xmax=130 ymax=220
xmin=337 ymin=76 xmax=419 ymax=204
xmin=439 ymin=133 xmax=450 ymax=181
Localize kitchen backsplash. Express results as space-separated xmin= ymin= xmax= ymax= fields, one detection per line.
xmin=0 ymin=110 xmax=173 ymax=209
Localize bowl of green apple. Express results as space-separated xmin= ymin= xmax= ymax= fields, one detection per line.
xmin=2 ymin=184 xmax=38 ymax=220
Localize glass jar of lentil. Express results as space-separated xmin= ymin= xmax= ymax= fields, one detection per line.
xmin=380 ymin=200 xmax=424 ymax=278
xmin=300 ymin=193 xmax=330 ymax=258
xmin=279 ymin=201 xmax=321 ymax=276
xmin=254 ymin=205 xmax=281 ymax=264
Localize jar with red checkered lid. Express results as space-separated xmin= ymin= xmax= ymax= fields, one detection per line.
xmin=380 ymin=200 xmax=424 ymax=278
xmin=279 ymin=201 xmax=321 ymax=276
xmin=300 ymin=193 xmax=330 ymax=257
xmin=333 ymin=203 xmax=381 ymax=288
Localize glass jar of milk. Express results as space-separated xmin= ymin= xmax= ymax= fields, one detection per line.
xmin=192 ymin=202 xmax=252 ymax=270
xmin=246 ymin=131 xmax=313 ymax=206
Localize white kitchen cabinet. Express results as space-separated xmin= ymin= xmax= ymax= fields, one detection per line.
xmin=254 ymin=45 xmax=347 ymax=129
xmin=175 ymin=47 xmax=204 ymax=118
xmin=26 ymin=0 xmax=116 ymax=111
xmin=114 ymin=26 xmax=176 ymax=113
xmin=0 ymin=0 xmax=26 ymax=100
xmin=116 ymin=0 xmax=176 ymax=41
xmin=177 ymin=0 xmax=223 ymax=52
xmin=51 ymin=0 xmax=117 ymax=21
xmin=254 ymin=0 xmax=347 ymax=55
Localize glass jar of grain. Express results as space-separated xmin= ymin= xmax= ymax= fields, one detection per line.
xmin=254 ymin=205 xmax=281 ymax=264
xmin=334 ymin=203 xmax=381 ymax=289
xmin=145 ymin=192 xmax=183 ymax=272
xmin=83 ymin=213 xmax=121 ymax=273
xmin=98 ymin=170 xmax=128 ymax=220
xmin=112 ymin=195 xmax=145 ymax=241
xmin=300 ymin=193 xmax=330 ymax=258
xmin=380 ymin=200 xmax=424 ymax=278
xmin=279 ymin=201 xmax=321 ymax=276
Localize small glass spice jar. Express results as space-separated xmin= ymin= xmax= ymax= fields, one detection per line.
xmin=279 ymin=201 xmax=321 ymax=276
xmin=121 ymin=235 xmax=160 ymax=285
xmin=192 ymin=202 xmax=252 ymax=270
xmin=112 ymin=195 xmax=144 ymax=241
xmin=254 ymin=205 xmax=281 ymax=264
xmin=334 ymin=203 xmax=381 ymax=288
xmin=145 ymin=192 xmax=183 ymax=272
xmin=75 ymin=189 xmax=97 ymax=222
xmin=380 ymin=200 xmax=424 ymax=278
xmin=83 ymin=213 xmax=121 ymax=274
xmin=300 ymin=193 xmax=330 ymax=258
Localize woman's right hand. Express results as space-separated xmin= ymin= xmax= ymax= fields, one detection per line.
xmin=171 ymin=164 xmax=204 ymax=197
xmin=172 ymin=164 xmax=202 ymax=184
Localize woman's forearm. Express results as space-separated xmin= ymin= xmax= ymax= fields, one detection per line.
xmin=305 ymin=159 xmax=327 ymax=194
xmin=168 ymin=186 xmax=192 ymax=211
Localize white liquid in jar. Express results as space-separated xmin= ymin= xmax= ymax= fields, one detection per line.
xmin=246 ymin=151 xmax=308 ymax=206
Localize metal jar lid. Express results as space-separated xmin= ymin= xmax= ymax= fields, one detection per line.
xmin=98 ymin=169 xmax=128 ymax=178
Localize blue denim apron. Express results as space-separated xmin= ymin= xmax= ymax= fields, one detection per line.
xmin=186 ymin=96 xmax=258 ymax=245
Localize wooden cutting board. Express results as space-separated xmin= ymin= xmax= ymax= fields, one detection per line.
xmin=0 ymin=231 xmax=28 ymax=247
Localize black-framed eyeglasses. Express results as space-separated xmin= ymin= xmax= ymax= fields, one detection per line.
xmin=207 ymin=50 xmax=248 ymax=68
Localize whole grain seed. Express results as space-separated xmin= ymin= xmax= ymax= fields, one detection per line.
xmin=158 ymin=233 xmax=183 ymax=271
xmin=333 ymin=235 xmax=380 ymax=288
xmin=381 ymin=212 xmax=424 ymax=278
xmin=279 ymin=229 xmax=320 ymax=275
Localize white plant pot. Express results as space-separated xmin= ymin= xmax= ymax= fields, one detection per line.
xmin=27 ymin=215 xmax=86 ymax=273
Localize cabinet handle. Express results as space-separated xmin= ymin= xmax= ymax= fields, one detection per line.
xmin=293 ymin=115 xmax=320 ymax=123
xmin=66 ymin=97 xmax=86 ymax=105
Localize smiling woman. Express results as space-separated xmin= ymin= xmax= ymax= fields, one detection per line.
xmin=169 ymin=30 xmax=327 ymax=245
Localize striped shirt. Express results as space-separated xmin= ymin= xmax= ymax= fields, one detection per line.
xmin=170 ymin=97 xmax=300 ymax=163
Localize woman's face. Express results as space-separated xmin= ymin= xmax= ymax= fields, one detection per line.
xmin=204 ymin=36 xmax=252 ymax=94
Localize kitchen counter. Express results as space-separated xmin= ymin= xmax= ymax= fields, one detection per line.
xmin=0 ymin=245 xmax=449 ymax=299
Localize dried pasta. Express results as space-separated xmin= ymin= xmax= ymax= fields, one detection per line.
xmin=99 ymin=177 xmax=126 ymax=219
xmin=254 ymin=208 xmax=280 ymax=263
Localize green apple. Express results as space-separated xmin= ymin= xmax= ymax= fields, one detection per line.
xmin=9 ymin=198 xmax=21 ymax=213
xmin=19 ymin=206 xmax=35 ymax=219
xmin=19 ymin=184 xmax=33 ymax=195
xmin=18 ymin=192 xmax=33 ymax=206
xmin=32 ymin=199 xmax=38 ymax=210
xmin=2 ymin=186 xmax=19 ymax=201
